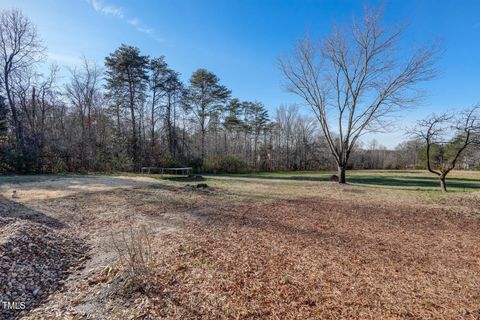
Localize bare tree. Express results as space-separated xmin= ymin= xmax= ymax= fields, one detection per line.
xmin=275 ymin=105 xmax=298 ymax=170
xmin=15 ymin=64 xmax=59 ymax=170
xmin=0 ymin=8 xmax=45 ymax=171
xmin=66 ymin=58 xmax=102 ymax=169
xmin=410 ymin=106 xmax=480 ymax=192
xmin=279 ymin=6 xmax=438 ymax=183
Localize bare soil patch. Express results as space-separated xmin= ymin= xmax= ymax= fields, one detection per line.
xmin=0 ymin=175 xmax=161 ymax=201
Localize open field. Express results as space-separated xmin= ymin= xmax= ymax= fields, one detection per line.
xmin=209 ymin=170 xmax=480 ymax=192
xmin=1 ymin=170 xmax=480 ymax=319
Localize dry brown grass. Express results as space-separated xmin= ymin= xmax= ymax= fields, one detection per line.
xmin=111 ymin=223 xmax=156 ymax=291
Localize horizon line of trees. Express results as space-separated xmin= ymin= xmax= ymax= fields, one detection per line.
xmin=1 ymin=8 xmax=479 ymax=178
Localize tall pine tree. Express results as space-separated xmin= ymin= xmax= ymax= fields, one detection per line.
xmin=105 ymin=45 xmax=149 ymax=171
xmin=187 ymin=69 xmax=230 ymax=164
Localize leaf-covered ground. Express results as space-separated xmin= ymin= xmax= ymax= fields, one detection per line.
xmin=2 ymin=173 xmax=479 ymax=319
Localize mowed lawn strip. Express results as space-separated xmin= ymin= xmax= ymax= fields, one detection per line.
xmin=205 ymin=170 xmax=480 ymax=192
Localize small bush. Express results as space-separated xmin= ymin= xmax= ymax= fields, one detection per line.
xmin=52 ymin=159 xmax=68 ymax=174
xmin=111 ymin=224 xmax=155 ymax=291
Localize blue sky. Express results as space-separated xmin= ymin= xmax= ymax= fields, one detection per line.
xmin=1 ymin=0 xmax=479 ymax=148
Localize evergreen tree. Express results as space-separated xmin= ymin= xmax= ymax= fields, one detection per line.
xmin=148 ymin=56 xmax=169 ymax=162
xmin=105 ymin=45 xmax=149 ymax=171
xmin=163 ymin=69 xmax=184 ymax=157
xmin=187 ymin=69 xmax=230 ymax=164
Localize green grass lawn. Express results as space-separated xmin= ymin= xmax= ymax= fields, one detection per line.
xmin=205 ymin=170 xmax=480 ymax=192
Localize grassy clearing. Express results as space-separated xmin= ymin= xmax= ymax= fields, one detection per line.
xmin=4 ymin=169 xmax=477 ymax=192
xmin=208 ymin=169 xmax=480 ymax=192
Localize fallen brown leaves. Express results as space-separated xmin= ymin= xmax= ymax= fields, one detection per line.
xmin=148 ymin=196 xmax=480 ymax=319
xmin=11 ymin=177 xmax=480 ymax=319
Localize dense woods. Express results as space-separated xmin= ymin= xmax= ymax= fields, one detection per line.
xmin=0 ymin=8 xmax=479 ymax=175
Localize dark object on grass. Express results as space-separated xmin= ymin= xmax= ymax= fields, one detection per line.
xmin=188 ymin=174 xmax=205 ymax=181
xmin=196 ymin=183 xmax=208 ymax=189
xmin=329 ymin=175 xmax=339 ymax=182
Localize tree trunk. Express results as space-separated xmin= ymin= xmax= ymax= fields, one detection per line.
xmin=201 ymin=128 xmax=206 ymax=166
xmin=167 ymin=94 xmax=173 ymax=155
xmin=440 ymin=175 xmax=447 ymax=192
xmin=127 ymin=72 xmax=139 ymax=172
xmin=4 ymin=74 xmax=26 ymax=172
xmin=338 ymin=165 xmax=346 ymax=184
xmin=224 ymin=131 xmax=228 ymax=153
xmin=254 ymin=134 xmax=258 ymax=170
xmin=150 ymin=88 xmax=156 ymax=165
xmin=172 ymin=95 xmax=177 ymax=158
xmin=130 ymin=105 xmax=138 ymax=171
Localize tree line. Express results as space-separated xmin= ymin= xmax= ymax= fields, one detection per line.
xmin=0 ymin=7 xmax=479 ymax=187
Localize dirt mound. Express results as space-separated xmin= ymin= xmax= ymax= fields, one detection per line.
xmin=0 ymin=218 xmax=88 ymax=319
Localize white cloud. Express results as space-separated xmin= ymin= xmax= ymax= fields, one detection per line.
xmin=90 ymin=0 xmax=124 ymax=18
xmin=128 ymin=18 xmax=140 ymax=26
xmin=85 ymin=0 xmax=163 ymax=42
xmin=137 ymin=27 xmax=154 ymax=35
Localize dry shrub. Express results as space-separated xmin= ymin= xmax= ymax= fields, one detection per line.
xmin=111 ymin=224 xmax=155 ymax=291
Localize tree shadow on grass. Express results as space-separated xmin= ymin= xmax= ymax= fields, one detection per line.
xmin=208 ymin=174 xmax=331 ymax=182
xmin=0 ymin=196 xmax=65 ymax=228
xmin=348 ymin=175 xmax=480 ymax=189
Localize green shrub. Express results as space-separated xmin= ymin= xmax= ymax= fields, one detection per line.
xmin=52 ymin=159 xmax=68 ymax=173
